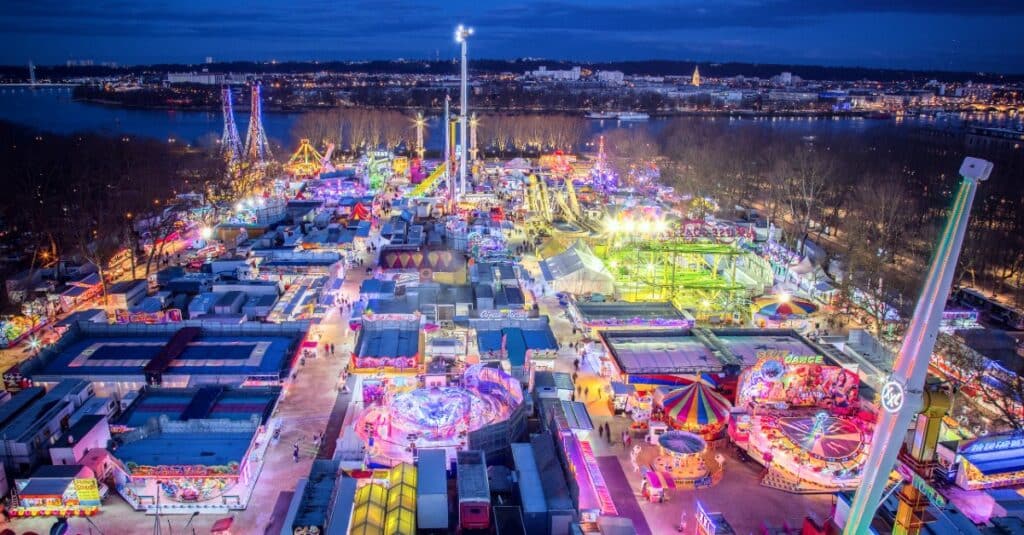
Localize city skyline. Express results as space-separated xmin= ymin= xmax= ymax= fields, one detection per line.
xmin=2 ymin=0 xmax=1023 ymax=73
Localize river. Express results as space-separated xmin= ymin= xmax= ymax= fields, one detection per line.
xmin=0 ymin=86 xmax=1019 ymax=152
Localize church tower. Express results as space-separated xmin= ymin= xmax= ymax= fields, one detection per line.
xmin=691 ymin=65 xmax=701 ymax=87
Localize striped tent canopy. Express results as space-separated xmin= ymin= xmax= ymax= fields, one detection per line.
xmin=754 ymin=295 xmax=818 ymax=316
xmin=659 ymin=382 xmax=732 ymax=435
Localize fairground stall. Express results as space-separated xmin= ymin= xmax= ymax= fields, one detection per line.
xmin=733 ymin=353 xmax=868 ymax=492
xmin=8 ymin=465 xmax=103 ymax=518
xmin=941 ymin=433 xmax=1024 ymax=491
xmin=354 ymin=364 xmax=526 ymax=465
xmin=108 ymin=387 xmax=279 ymax=514
xmin=351 ymin=314 xmax=421 ymax=373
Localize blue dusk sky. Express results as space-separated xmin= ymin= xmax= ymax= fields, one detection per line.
xmin=1 ymin=0 xmax=1022 ymax=72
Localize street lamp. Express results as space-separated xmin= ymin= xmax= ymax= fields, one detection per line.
xmin=455 ymin=24 xmax=473 ymax=198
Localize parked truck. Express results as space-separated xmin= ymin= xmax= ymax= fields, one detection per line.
xmin=457 ymin=450 xmax=491 ymax=530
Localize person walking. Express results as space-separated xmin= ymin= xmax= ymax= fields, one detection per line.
xmin=604 ymin=422 xmax=611 ymax=444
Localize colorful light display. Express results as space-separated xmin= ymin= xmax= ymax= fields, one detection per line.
xmin=355 ymin=364 xmax=523 ymax=465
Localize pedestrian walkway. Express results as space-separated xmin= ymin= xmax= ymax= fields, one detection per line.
xmin=318 ymin=383 xmax=353 ymax=459
xmin=597 ymin=456 xmax=652 ymax=535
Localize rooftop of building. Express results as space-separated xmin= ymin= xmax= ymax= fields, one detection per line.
xmin=34 ymin=329 xmax=296 ymax=379
xmin=115 ymin=431 xmax=253 ymax=469
xmin=601 ymin=328 xmax=835 ymax=375
xmin=0 ymin=380 xmax=91 ymax=442
xmin=574 ymin=301 xmax=689 ymax=322
xmin=115 ymin=385 xmax=280 ymax=429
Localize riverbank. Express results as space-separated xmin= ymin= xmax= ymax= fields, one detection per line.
xmin=72 ymin=95 xmax=883 ymax=119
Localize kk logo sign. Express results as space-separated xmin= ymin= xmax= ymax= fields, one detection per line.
xmin=881 ymin=379 xmax=905 ymax=414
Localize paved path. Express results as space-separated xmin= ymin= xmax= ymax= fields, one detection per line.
xmin=318 ymin=386 xmax=352 ymax=459
xmin=598 ymin=456 xmax=652 ymax=535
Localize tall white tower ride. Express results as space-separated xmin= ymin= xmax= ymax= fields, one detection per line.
xmin=843 ymin=157 xmax=992 ymax=534
xmin=455 ymin=24 xmax=473 ymax=198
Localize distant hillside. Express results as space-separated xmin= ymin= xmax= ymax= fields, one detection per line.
xmin=2 ymin=59 xmax=1022 ymax=83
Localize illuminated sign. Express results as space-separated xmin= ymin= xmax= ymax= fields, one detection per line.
xmin=896 ymin=463 xmax=946 ymax=507
xmin=479 ymin=309 xmax=529 ymax=320
xmin=73 ymin=479 xmax=101 ymax=506
xmin=111 ymin=309 xmax=183 ymax=324
xmin=881 ymin=379 xmax=905 ymax=413
xmin=754 ymin=350 xmax=824 ymax=365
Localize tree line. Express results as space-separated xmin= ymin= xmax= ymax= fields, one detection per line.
xmin=0 ymin=121 xmax=224 ymax=307
xmin=638 ymin=118 xmax=1024 ymax=321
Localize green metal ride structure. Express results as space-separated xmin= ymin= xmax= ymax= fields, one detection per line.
xmin=600 ymin=238 xmax=755 ymax=322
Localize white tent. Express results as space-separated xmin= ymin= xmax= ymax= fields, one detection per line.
xmin=539 ymin=240 xmax=615 ymax=296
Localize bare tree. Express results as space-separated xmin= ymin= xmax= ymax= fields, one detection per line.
xmin=936 ymin=332 xmax=1024 ymax=433
xmin=778 ymin=144 xmax=834 ymax=242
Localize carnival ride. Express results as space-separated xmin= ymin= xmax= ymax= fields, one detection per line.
xmin=844 ymin=159 xmax=992 ymax=533
xmin=243 ymin=83 xmax=272 ymax=164
xmin=285 ymin=139 xmax=325 ymax=177
xmin=734 ymin=355 xmax=868 ymax=492
xmin=220 ymin=87 xmax=243 ymax=168
xmin=648 ymin=430 xmax=719 ymax=487
xmin=602 ymin=237 xmax=751 ymax=320
xmin=657 ymin=382 xmax=732 ymax=439
xmin=409 ymin=163 xmax=447 ymax=198
xmin=354 ymin=364 xmax=524 ymax=465
xmin=525 ymin=174 xmax=598 ymax=237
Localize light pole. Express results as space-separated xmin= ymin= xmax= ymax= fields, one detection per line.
xmin=455 ymin=24 xmax=473 ymax=199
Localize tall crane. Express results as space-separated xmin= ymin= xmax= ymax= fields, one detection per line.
xmin=843 ymin=157 xmax=992 ymax=534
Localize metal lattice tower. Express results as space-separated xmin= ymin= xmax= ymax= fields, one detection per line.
xmin=244 ymin=83 xmax=272 ymax=163
xmin=220 ymin=87 xmax=243 ymax=166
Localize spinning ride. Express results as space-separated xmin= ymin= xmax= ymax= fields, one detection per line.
xmin=355 ymin=364 xmax=523 ymax=465
xmin=778 ymin=412 xmax=864 ymax=462
xmin=659 ymin=382 xmax=731 ymax=439
xmin=649 ymin=430 xmax=719 ymax=488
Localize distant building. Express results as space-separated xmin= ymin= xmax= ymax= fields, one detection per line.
xmin=771 ymin=72 xmax=801 ymax=86
xmin=166 ymin=72 xmax=226 ymax=85
xmin=692 ymin=65 xmax=701 ymax=87
xmin=524 ymin=66 xmax=581 ymax=82
xmin=595 ymin=70 xmax=624 ymax=84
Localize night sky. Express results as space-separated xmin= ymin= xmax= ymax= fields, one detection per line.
xmin=2 ymin=0 xmax=1022 ymax=72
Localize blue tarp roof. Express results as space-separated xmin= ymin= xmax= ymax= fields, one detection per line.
xmin=356 ymin=327 xmax=419 ymax=358
xmin=504 ymin=328 xmax=527 ymax=367
xmin=360 ymin=279 xmax=396 ymax=295
xmin=116 ymin=432 xmax=253 ymax=468
xmin=476 ymin=327 xmax=558 ymax=357
xmin=963 ymin=447 xmax=1024 ymax=476
xmin=41 ymin=335 xmax=294 ymax=377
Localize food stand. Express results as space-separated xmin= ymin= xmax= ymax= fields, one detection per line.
xmin=640 ymin=470 xmax=676 ymax=503
xmin=9 ymin=467 xmax=102 ymax=518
